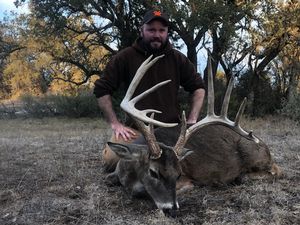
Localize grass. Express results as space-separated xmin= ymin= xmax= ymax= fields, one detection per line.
xmin=0 ymin=116 xmax=299 ymax=225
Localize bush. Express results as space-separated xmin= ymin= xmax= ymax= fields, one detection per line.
xmin=235 ymin=71 xmax=281 ymax=117
xmin=0 ymin=102 xmax=18 ymax=119
xmin=21 ymin=94 xmax=55 ymax=118
xmin=280 ymin=93 xmax=300 ymax=121
xmin=50 ymin=90 xmax=101 ymax=118
xmin=19 ymin=90 xmax=101 ymax=118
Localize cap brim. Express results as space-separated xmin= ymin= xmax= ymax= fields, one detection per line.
xmin=144 ymin=17 xmax=168 ymax=26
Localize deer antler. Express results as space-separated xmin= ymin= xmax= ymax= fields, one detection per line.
xmin=120 ymin=55 xmax=178 ymax=128
xmin=120 ymin=55 xmax=178 ymax=158
xmin=174 ymin=56 xmax=259 ymax=155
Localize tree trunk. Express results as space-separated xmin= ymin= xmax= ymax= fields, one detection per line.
xmin=186 ymin=44 xmax=198 ymax=69
xmin=251 ymin=71 xmax=260 ymax=116
xmin=286 ymin=65 xmax=299 ymax=102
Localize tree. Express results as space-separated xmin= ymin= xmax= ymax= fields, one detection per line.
xmin=11 ymin=0 xmax=153 ymax=91
xmin=0 ymin=16 xmax=26 ymax=99
xmin=8 ymin=0 xmax=299 ymax=119
xmin=243 ymin=0 xmax=300 ymax=115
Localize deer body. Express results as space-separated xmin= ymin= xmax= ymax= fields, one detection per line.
xmin=153 ymin=124 xmax=274 ymax=186
xmin=103 ymin=55 xmax=280 ymax=216
xmin=104 ymin=125 xmax=258 ymax=185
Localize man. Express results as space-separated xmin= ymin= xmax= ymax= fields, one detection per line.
xmin=94 ymin=9 xmax=205 ymax=142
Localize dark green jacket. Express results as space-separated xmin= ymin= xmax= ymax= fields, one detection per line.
xmin=94 ymin=38 xmax=205 ymax=124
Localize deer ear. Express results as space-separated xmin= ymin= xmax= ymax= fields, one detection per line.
xmin=107 ymin=142 xmax=144 ymax=160
xmin=178 ymin=148 xmax=193 ymax=161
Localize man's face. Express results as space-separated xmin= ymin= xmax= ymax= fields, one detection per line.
xmin=140 ymin=20 xmax=168 ymax=52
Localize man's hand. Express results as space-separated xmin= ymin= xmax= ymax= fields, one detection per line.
xmin=97 ymin=95 xmax=137 ymax=141
xmin=111 ymin=121 xmax=137 ymax=141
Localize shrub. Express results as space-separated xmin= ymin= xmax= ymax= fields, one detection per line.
xmin=20 ymin=94 xmax=55 ymax=118
xmin=280 ymin=93 xmax=300 ymax=121
xmin=0 ymin=102 xmax=17 ymax=119
xmin=50 ymin=90 xmax=101 ymax=118
xmin=19 ymin=90 xmax=101 ymax=118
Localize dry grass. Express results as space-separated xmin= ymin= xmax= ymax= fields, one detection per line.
xmin=0 ymin=116 xmax=299 ymax=225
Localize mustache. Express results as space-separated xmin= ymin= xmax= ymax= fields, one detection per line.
xmin=150 ymin=37 xmax=162 ymax=42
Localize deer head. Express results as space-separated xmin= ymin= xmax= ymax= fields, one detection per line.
xmin=107 ymin=141 xmax=191 ymax=216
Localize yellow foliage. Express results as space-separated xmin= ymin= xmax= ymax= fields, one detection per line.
xmin=216 ymin=70 xmax=226 ymax=83
xmin=3 ymin=52 xmax=43 ymax=98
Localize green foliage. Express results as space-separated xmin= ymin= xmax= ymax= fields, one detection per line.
xmin=20 ymin=94 xmax=55 ymax=118
xmin=280 ymin=93 xmax=300 ymax=121
xmin=51 ymin=90 xmax=101 ymax=118
xmin=19 ymin=90 xmax=101 ymax=118
xmin=0 ymin=102 xmax=18 ymax=119
xmin=235 ymin=71 xmax=281 ymax=117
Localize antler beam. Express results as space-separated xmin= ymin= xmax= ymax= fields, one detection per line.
xmin=174 ymin=56 xmax=259 ymax=155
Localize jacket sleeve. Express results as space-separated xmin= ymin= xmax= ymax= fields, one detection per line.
xmin=177 ymin=52 xmax=205 ymax=93
xmin=93 ymin=54 xmax=125 ymax=98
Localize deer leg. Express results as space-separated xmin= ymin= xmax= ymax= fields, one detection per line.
xmin=105 ymin=171 xmax=121 ymax=186
xmin=242 ymin=163 xmax=282 ymax=181
xmin=176 ymin=176 xmax=194 ymax=194
xmin=269 ymin=163 xmax=282 ymax=177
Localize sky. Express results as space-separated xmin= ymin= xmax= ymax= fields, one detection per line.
xmin=0 ymin=0 xmax=28 ymax=20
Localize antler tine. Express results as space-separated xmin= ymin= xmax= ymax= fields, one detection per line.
xmin=234 ymin=98 xmax=259 ymax=143
xmin=123 ymin=55 xmax=163 ymax=100
xmin=121 ymin=54 xmax=178 ymax=128
xmin=174 ymin=111 xmax=187 ymax=156
xmin=235 ymin=97 xmax=247 ymax=125
xmin=207 ymin=56 xmax=216 ymax=117
xmin=220 ymin=76 xmax=234 ymax=119
xmin=131 ymin=80 xmax=171 ymax=106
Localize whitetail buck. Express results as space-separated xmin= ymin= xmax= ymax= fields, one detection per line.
xmin=104 ymin=55 xmax=281 ymax=217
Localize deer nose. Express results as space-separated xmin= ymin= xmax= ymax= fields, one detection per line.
xmin=162 ymin=208 xmax=177 ymax=218
xmin=162 ymin=203 xmax=178 ymax=218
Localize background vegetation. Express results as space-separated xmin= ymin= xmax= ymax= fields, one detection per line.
xmin=0 ymin=0 xmax=299 ymax=120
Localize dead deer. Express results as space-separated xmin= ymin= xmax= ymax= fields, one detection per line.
xmin=104 ymin=55 xmax=281 ymax=217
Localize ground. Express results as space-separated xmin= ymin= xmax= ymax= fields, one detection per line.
xmin=0 ymin=117 xmax=299 ymax=225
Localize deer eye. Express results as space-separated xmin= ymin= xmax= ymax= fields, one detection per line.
xmin=149 ymin=169 xmax=159 ymax=179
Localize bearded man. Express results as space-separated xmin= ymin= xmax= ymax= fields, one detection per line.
xmin=94 ymin=9 xmax=205 ymax=142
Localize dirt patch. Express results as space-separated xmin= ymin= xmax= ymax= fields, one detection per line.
xmin=0 ymin=117 xmax=299 ymax=224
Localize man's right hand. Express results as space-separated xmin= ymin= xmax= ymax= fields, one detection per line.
xmin=97 ymin=95 xmax=138 ymax=141
xmin=111 ymin=121 xmax=137 ymax=141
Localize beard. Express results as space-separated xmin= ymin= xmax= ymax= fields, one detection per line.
xmin=142 ymin=37 xmax=168 ymax=54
